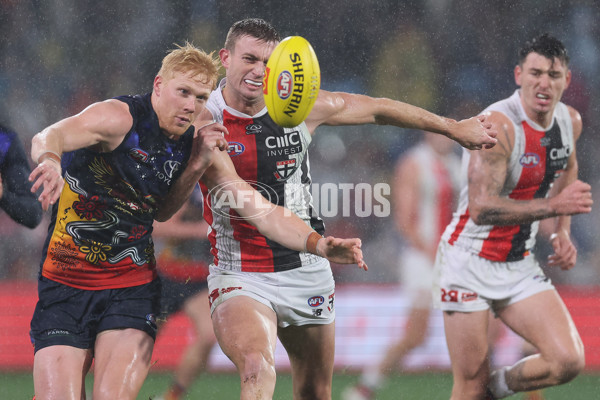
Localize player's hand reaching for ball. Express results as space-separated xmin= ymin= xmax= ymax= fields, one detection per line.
xmin=189 ymin=121 xmax=229 ymax=172
xmin=317 ymin=236 xmax=368 ymax=270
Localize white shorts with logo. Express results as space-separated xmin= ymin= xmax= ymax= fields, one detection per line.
xmin=400 ymin=247 xmax=435 ymax=309
xmin=207 ymin=256 xmax=335 ymax=328
xmin=432 ymin=240 xmax=554 ymax=314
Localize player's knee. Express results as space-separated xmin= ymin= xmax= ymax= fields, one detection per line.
xmin=196 ymin=329 xmax=217 ymax=350
xmin=451 ymin=381 xmax=487 ymax=400
xmin=296 ymin=383 xmax=331 ymax=400
xmin=239 ymin=350 xmax=276 ymax=384
xmin=459 ymin=362 xmax=488 ymax=382
xmin=549 ymin=347 xmax=585 ymax=384
xmin=94 ymin=386 xmax=135 ymax=400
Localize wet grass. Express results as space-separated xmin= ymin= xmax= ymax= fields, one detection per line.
xmin=2 ymin=371 xmax=598 ymax=399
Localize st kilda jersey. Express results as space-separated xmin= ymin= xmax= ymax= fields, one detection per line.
xmin=406 ymin=142 xmax=461 ymax=246
xmin=203 ymin=79 xmax=324 ymax=272
xmin=39 ymin=93 xmax=192 ymax=289
xmin=442 ymin=90 xmax=574 ymax=262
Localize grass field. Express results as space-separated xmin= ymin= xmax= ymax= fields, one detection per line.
xmin=2 ymin=371 xmax=599 ymax=399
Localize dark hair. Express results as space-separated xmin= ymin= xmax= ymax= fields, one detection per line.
xmin=518 ymin=33 xmax=569 ymax=67
xmin=224 ymin=18 xmax=281 ymax=51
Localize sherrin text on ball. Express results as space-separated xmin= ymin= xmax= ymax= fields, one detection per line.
xmin=263 ymin=36 xmax=320 ymax=128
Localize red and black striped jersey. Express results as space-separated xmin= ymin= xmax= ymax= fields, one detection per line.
xmin=442 ymin=90 xmax=574 ymax=262
xmin=202 ymin=80 xmax=324 ymax=272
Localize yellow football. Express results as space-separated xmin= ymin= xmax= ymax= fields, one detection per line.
xmin=263 ymin=36 xmax=320 ymax=128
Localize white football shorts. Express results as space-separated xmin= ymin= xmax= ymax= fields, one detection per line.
xmin=207 ymin=256 xmax=335 ymax=328
xmin=432 ymin=240 xmax=555 ymax=314
xmin=400 ymin=247 xmax=435 ymax=309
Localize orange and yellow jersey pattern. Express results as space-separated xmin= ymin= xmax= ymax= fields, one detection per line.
xmin=39 ymin=93 xmax=193 ymax=289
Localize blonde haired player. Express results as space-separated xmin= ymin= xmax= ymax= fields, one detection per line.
xmin=29 ymin=42 xmax=364 ymax=400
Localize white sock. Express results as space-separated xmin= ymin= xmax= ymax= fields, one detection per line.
xmin=488 ymin=366 xmax=516 ymax=399
xmin=360 ymin=366 xmax=384 ymax=389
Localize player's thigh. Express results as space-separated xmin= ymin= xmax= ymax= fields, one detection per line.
xmin=211 ymin=295 xmax=278 ymax=364
xmin=278 ymin=321 xmax=335 ymax=380
xmin=34 ymin=345 xmax=93 ymax=400
xmin=92 ymin=328 xmax=154 ymax=399
xmin=404 ymin=304 xmax=431 ymax=340
xmin=443 ymin=309 xmax=491 ymax=379
xmin=497 ymin=289 xmax=583 ymax=359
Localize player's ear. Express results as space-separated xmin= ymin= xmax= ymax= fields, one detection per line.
xmin=153 ymin=75 xmax=163 ymax=96
xmin=564 ymin=69 xmax=572 ymax=89
xmin=514 ymin=65 xmax=522 ymax=86
xmin=219 ymin=48 xmax=230 ymax=68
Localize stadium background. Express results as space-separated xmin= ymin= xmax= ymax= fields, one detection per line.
xmin=1 ymin=0 xmax=599 ymax=397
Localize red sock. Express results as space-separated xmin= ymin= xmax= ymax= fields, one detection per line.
xmin=164 ymin=382 xmax=186 ymax=400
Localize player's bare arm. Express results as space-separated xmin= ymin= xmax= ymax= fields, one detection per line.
xmin=201 ymin=151 xmax=367 ymax=269
xmin=155 ymin=121 xmax=228 ymax=222
xmin=543 ymin=106 xmax=591 ymax=219
xmin=305 ymin=90 xmax=497 ymax=150
xmin=469 ymin=111 xmax=591 ymax=226
xmin=545 ymin=106 xmax=591 ymax=270
xmin=468 ymin=111 xmax=524 ymax=225
xmin=29 ymin=100 xmax=133 ymax=210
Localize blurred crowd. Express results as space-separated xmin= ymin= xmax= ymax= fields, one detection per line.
xmin=1 ymin=0 xmax=599 ymax=284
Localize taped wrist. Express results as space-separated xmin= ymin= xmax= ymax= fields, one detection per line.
xmin=37 ymin=151 xmax=61 ymax=165
xmin=304 ymin=231 xmax=323 ymax=256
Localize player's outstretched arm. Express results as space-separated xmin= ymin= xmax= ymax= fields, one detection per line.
xmin=202 ymin=152 xmax=367 ymax=270
xmin=306 ymin=90 xmax=497 ymax=150
xmin=233 ymin=188 xmax=366 ymax=270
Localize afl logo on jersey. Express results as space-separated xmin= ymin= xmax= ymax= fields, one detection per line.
xmin=519 ymin=153 xmax=540 ymax=168
xmin=308 ymin=296 xmax=325 ymax=307
xmin=129 ymin=148 xmax=149 ymax=163
xmin=277 ymin=71 xmax=292 ymax=100
xmin=227 ymin=142 xmax=245 ymax=157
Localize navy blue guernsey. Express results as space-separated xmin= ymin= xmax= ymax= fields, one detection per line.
xmin=40 ymin=93 xmax=194 ymax=289
xmin=0 ymin=125 xmax=43 ymax=228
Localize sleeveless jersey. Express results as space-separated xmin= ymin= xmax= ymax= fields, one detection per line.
xmin=442 ymin=90 xmax=574 ymax=262
xmin=40 ymin=93 xmax=193 ymax=289
xmin=202 ymin=79 xmax=324 ymax=272
xmin=405 ymin=143 xmax=461 ymax=245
